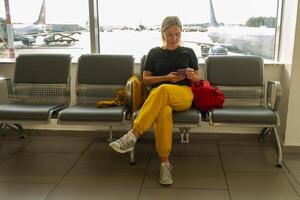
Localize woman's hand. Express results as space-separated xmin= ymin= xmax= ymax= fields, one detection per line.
xmin=185 ymin=67 xmax=201 ymax=82
xmin=166 ymin=72 xmax=185 ymax=83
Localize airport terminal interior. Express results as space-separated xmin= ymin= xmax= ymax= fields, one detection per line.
xmin=1 ymin=0 xmax=300 ymax=199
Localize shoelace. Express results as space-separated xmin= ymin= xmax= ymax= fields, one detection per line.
xmin=161 ymin=164 xmax=172 ymax=179
xmin=117 ymin=132 xmax=132 ymax=147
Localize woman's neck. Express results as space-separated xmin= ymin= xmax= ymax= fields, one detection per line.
xmin=162 ymin=44 xmax=180 ymax=51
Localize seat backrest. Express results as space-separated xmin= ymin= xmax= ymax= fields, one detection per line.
xmin=76 ymin=54 xmax=134 ymax=104
xmin=12 ymin=54 xmax=71 ymax=105
xmin=206 ymin=55 xmax=264 ymax=107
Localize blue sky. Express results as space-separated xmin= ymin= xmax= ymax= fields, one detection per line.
xmin=0 ymin=0 xmax=278 ymax=26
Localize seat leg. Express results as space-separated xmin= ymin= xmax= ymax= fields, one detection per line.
xmin=258 ymin=127 xmax=270 ymax=143
xmin=106 ymin=125 xmax=115 ymax=142
xmin=1 ymin=123 xmax=26 ymax=139
xmin=271 ymin=127 xmax=283 ymax=168
xmin=0 ymin=123 xmax=5 ymax=136
xmin=179 ymin=127 xmax=190 ymax=144
xmin=13 ymin=123 xmax=26 ymax=139
xmin=129 ymin=149 xmax=136 ymax=165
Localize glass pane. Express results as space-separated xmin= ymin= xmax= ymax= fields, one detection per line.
xmin=1 ymin=0 xmax=90 ymax=60
xmin=97 ymin=0 xmax=278 ymax=61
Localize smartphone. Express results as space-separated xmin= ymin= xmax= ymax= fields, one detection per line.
xmin=177 ymin=68 xmax=186 ymax=75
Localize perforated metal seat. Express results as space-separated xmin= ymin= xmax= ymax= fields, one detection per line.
xmin=0 ymin=54 xmax=71 ymax=137
xmin=58 ymin=54 xmax=134 ymax=138
xmin=206 ymin=55 xmax=282 ymax=167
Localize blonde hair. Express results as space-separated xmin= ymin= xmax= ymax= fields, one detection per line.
xmin=160 ymin=16 xmax=182 ymax=43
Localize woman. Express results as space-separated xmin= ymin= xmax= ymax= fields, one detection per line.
xmin=110 ymin=16 xmax=201 ymax=186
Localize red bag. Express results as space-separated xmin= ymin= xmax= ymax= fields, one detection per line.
xmin=191 ymin=80 xmax=225 ymax=112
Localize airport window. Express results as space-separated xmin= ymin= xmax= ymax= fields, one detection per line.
xmin=97 ymin=0 xmax=279 ymax=61
xmin=1 ymin=0 xmax=279 ymax=61
xmin=0 ymin=0 xmax=90 ymax=60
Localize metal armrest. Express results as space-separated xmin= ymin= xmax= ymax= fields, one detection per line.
xmin=266 ymin=81 xmax=282 ymax=111
xmin=66 ymin=76 xmax=71 ymax=106
xmin=0 ymin=77 xmax=13 ymax=102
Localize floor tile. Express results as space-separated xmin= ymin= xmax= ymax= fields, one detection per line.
xmin=36 ymin=130 xmax=100 ymax=137
xmin=188 ymin=132 xmax=218 ymax=140
xmin=171 ymin=139 xmax=219 ymax=157
xmin=0 ymin=134 xmax=32 ymax=161
xmin=284 ymin=167 xmax=300 ymax=198
xmin=217 ymin=133 xmax=274 ymax=146
xmin=0 ymin=152 xmax=80 ymax=183
xmin=75 ymin=138 xmax=153 ymax=169
xmin=226 ymin=171 xmax=300 ymax=200
xmin=0 ymin=140 xmax=25 ymax=162
xmin=139 ymin=188 xmax=230 ymax=200
xmin=144 ymin=156 xmax=227 ymax=189
xmin=219 ymin=145 xmax=284 ymax=172
xmin=284 ymin=153 xmax=300 ymax=185
xmin=172 ymin=132 xmax=217 ymax=141
xmin=22 ymin=136 xmax=93 ymax=153
xmin=47 ymin=167 xmax=145 ymax=200
xmin=0 ymin=182 xmax=54 ymax=200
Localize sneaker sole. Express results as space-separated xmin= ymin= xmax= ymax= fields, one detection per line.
xmin=159 ymin=180 xmax=173 ymax=186
xmin=109 ymin=143 xmax=133 ymax=154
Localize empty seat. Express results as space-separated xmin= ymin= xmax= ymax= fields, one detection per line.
xmin=206 ymin=55 xmax=282 ymax=167
xmin=0 ymin=54 xmax=71 ymax=137
xmin=58 ymin=54 xmax=134 ymax=139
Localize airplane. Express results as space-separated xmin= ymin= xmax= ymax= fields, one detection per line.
xmin=0 ymin=0 xmax=85 ymax=46
xmin=0 ymin=0 xmax=46 ymax=46
xmin=184 ymin=0 xmax=276 ymax=59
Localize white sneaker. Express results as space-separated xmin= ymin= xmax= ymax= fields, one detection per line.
xmin=109 ymin=130 xmax=137 ymax=153
xmin=159 ymin=162 xmax=173 ymax=186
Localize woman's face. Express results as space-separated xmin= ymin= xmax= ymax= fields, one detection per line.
xmin=163 ymin=25 xmax=181 ymax=49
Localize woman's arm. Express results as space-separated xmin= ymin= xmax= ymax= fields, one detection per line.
xmin=143 ymin=70 xmax=185 ymax=86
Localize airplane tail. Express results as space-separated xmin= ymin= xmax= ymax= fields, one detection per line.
xmin=209 ymin=0 xmax=219 ymax=27
xmin=34 ymin=0 xmax=46 ymax=25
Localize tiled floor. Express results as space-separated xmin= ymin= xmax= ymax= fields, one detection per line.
xmin=0 ymin=130 xmax=300 ymax=200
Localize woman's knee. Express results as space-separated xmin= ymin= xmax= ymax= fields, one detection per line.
xmin=155 ymin=84 xmax=170 ymax=94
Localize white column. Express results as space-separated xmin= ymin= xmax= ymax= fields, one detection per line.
xmin=4 ymin=0 xmax=15 ymax=58
xmin=280 ymin=0 xmax=300 ymax=146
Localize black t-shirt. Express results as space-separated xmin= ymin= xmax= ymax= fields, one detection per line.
xmin=144 ymin=46 xmax=198 ymax=88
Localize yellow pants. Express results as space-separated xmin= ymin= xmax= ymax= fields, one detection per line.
xmin=133 ymin=84 xmax=193 ymax=158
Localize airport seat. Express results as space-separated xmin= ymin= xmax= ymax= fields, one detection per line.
xmin=129 ymin=55 xmax=201 ymax=164
xmin=206 ymin=55 xmax=282 ymax=167
xmin=57 ymin=54 xmax=134 ymax=140
xmin=0 ymin=54 xmax=71 ymax=137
